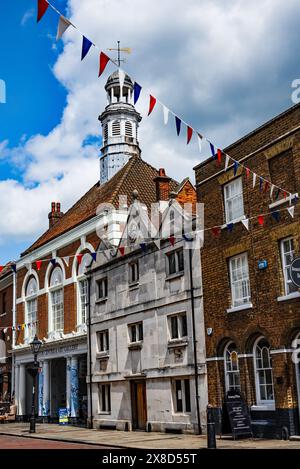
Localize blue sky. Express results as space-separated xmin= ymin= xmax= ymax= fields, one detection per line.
xmin=1 ymin=0 xmax=300 ymax=266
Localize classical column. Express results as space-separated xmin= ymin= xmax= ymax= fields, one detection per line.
xmin=70 ymin=356 xmax=79 ymax=418
xmin=18 ymin=364 xmax=26 ymax=417
xmin=66 ymin=357 xmax=71 ymax=416
xmin=42 ymin=360 xmax=50 ymax=418
xmin=14 ymin=364 xmax=19 ymax=411
xmin=38 ymin=362 xmax=44 ymax=417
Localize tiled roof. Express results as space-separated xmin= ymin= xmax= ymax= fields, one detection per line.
xmin=21 ymin=156 xmax=178 ymax=256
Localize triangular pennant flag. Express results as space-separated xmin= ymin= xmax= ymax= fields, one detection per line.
xmin=292 ymin=195 xmax=299 ymax=204
xmin=209 ymin=142 xmax=215 ymax=158
xmin=63 ymin=256 xmax=70 ymax=267
xmin=11 ymin=264 xmax=17 ymax=273
xmin=21 ymin=324 xmax=25 ymax=331
xmin=226 ymin=223 xmax=234 ymax=232
xmin=275 ymin=188 xmax=281 ymax=200
xmin=259 ymin=177 xmax=263 ymax=191
xmin=264 ymin=181 xmax=269 ymax=193
xmin=252 ymin=173 xmax=257 ymax=188
xmin=233 ymin=161 xmax=239 ymax=176
xmin=287 ymin=206 xmax=295 ymax=218
xmin=140 ymin=243 xmax=147 ymax=252
xmin=56 ymin=15 xmax=72 ymax=40
xmin=148 ymin=95 xmax=156 ymax=116
xmin=197 ymin=133 xmax=202 ymax=153
xmin=163 ymin=105 xmax=169 ymax=125
xmin=211 ymin=227 xmax=221 ymax=238
xmin=270 ymin=184 xmax=275 ymax=198
xmin=187 ymin=126 xmax=193 ymax=144
xmin=0 ymin=266 xmax=3 ymax=274
xmin=271 ymin=210 xmax=280 ymax=222
xmin=37 ymin=0 xmax=49 ymax=23
xmin=119 ymin=246 xmax=125 ymax=256
xmin=169 ymin=236 xmax=176 ymax=246
xmin=175 ymin=116 xmax=181 ymax=136
xmin=257 ymin=215 xmax=264 ymax=226
xmin=50 ymin=259 xmax=56 ymax=267
xmin=76 ymin=254 xmax=83 ymax=265
xmin=91 ymin=252 xmax=97 ymax=262
xmin=241 ymin=219 xmax=249 ymax=231
xmin=119 ymin=69 xmax=125 ymax=91
xmin=81 ymin=36 xmax=93 ymax=61
xmin=283 ymin=191 xmax=287 ymax=199
xmin=183 ymin=233 xmax=194 ymax=242
xmin=246 ymin=167 xmax=251 ymax=179
xmin=36 ymin=260 xmax=42 ymax=271
xmin=3 ymin=328 xmax=7 ymax=334
xmin=225 ymin=155 xmax=230 ymax=171
xmin=98 ymin=52 xmax=110 ymax=77
xmin=217 ymin=149 xmax=222 ymax=165
xmin=153 ymin=239 xmax=161 ymax=250
xmin=133 ymin=82 xmax=142 ymax=104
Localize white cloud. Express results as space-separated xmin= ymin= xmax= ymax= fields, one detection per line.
xmin=1 ymin=0 xmax=300 ymax=258
xmin=20 ymin=8 xmax=35 ymax=26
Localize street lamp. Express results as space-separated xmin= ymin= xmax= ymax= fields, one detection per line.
xmin=28 ymin=335 xmax=42 ymax=433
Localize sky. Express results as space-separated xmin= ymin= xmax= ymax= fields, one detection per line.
xmin=0 ymin=0 xmax=300 ymax=265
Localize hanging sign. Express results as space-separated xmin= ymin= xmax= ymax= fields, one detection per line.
xmin=290 ymin=257 xmax=300 ymax=288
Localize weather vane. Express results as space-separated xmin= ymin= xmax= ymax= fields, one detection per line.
xmin=108 ymin=41 xmax=131 ymax=67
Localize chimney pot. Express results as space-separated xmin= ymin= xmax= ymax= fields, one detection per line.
xmin=48 ymin=201 xmax=63 ymax=228
xmin=51 ymin=202 xmax=56 ymax=213
xmin=56 ymin=202 xmax=61 ymax=213
xmin=154 ymin=169 xmax=171 ymax=202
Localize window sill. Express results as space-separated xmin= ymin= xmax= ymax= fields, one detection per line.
xmin=166 ymin=271 xmax=184 ymax=281
xmin=96 ymin=297 xmax=108 ymax=304
xmin=277 ymin=292 xmax=300 ymax=302
xmin=96 ymin=351 xmax=109 ymax=360
xmin=251 ymin=404 xmax=275 ymax=412
xmin=128 ymin=341 xmax=143 ymax=350
xmin=129 ymin=282 xmax=139 ymax=290
xmin=226 ymin=303 xmax=253 ymax=313
xmin=221 ymin=215 xmax=246 ymax=229
xmin=98 ymin=411 xmax=111 ymax=415
xmin=168 ymin=339 xmax=188 ymax=349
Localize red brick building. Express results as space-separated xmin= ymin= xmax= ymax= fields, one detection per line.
xmin=194 ymin=103 xmax=300 ymax=438
xmin=0 ymin=264 xmax=14 ymax=401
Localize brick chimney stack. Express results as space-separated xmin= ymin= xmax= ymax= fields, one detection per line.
xmin=153 ymin=168 xmax=171 ymax=201
xmin=48 ymin=202 xmax=63 ymax=228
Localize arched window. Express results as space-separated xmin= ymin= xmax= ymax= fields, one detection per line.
xmin=49 ymin=267 xmax=64 ymax=332
xmin=77 ymin=253 xmax=91 ymax=326
xmin=224 ymin=342 xmax=240 ymax=392
xmin=254 ymin=337 xmax=274 ymax=405
xmin=25 ymin=277 xmax=38 ymax=341
xmin=125 ymin=121 xmax=133 ymax=137
xmin=112 ymin=120 xmax=121 ymax=136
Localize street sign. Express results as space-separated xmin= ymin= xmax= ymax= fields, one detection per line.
xmin=225 ymin=390 xmax=253 ymax=440
xmin=290 ymin=257 xmax=300 ymax=288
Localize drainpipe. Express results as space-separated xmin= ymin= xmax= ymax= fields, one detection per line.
xmin=86 ymin=273 xmax=93 ymax=428
xmin=189 ymin=248 xmax=201 ymax=435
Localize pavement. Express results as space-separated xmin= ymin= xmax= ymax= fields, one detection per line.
xmin=0 ymin=423 xmax=300 ymax=449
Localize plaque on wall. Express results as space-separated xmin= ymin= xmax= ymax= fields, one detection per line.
xmin=225 ymin=390 xmax=253 ymax=440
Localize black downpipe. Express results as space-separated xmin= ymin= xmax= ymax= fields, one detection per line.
xmin=87 ymin=274 xmax=93 ymax=429
xmin=189 ymin=248 xmax=201 ymax=435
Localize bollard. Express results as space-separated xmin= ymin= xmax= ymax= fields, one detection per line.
xmin=207 ymin=405 xmax=217 ymax=449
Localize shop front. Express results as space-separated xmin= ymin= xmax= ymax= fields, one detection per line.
xmin=14 ymin=339 xmax=88 ymax=425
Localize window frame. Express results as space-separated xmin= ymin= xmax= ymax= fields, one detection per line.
xmin=280 ymin=237 xmax=297 ymax=296
xmin=224 ymin=341 xmax=241 ymax=392
xmin=129 ymin=261 xmax=139 ymax=285
xmin=49 ymin=267 xmax=64 ymax=333
xmin=25 ymin=277 xmax=38 ymax=341
xmin=168 ymin=313 xmax=188 ymax=341
xmin=97 ymin=277 xmax=108 ymax=301
xmin=172 ymin=378 xmax=191 ymax=414
xmin=229 ymin=252 xmax=251 ymax=308
xmin=98 ymin=383 xmax=111 ymax=413
xmin=223 ymin=177 xmax=244 ymax=224
xmin=97 ymin=329 xmax=109 ymax=352
xmin=128 ymin=322 xmax=143 ymax=344
xmin=166 ymin=248 xmax=184 ymax=276
xmin=253 ymin=337 xmax=275 ymax=406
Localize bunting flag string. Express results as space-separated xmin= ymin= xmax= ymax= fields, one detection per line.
xmin=35 ymin=0 xmax=295 ymax=204
xmin=0 ymin=320 xmax=39 ymax=333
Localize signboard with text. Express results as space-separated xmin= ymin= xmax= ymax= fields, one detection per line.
xmin=225 ymin=390 xmax=252 ymax=440
xmin=59 ymin=408 xmax=69 ymax=425
xmin=290 ymin=257 xmax=300 ymax=288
